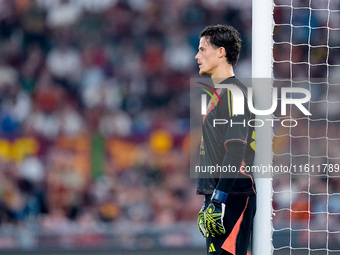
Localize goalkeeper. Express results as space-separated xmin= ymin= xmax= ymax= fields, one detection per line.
xmin=195 ymin=24 xmax=256 ymax=255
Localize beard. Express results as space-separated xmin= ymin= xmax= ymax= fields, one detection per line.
xmin=199 ymin=68 xmax=209 ymax=76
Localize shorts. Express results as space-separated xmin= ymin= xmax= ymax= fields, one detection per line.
xmin=204 ymin=194 xmax=256 ymax=255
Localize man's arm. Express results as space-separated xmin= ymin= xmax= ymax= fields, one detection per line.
xmin=216 ymin=141 xmax=246 ymax=192
xmin=204 ymin=89 xmax=250 ymax=237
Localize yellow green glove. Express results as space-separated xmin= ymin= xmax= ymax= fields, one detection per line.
xmin=197 ymin=204 xmax=207 ymax=237
xmin=204 ymin=189 xmax=228 ymax=237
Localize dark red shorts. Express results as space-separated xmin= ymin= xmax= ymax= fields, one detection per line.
xmin=205 ymin=195 xmax=256 ymax=255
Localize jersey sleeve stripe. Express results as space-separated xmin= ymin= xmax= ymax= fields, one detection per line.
xmin=227 ymin=89 xmax=231 ymax=116
xmin=224 ymin=139 xmax=247 ymax=150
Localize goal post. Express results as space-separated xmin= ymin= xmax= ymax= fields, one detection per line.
xmin=252 ymin=0 xmax=274 ymax=255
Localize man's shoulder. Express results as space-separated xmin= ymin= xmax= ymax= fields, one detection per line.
xmin=218 ymin=77 xmax=248 ymax=98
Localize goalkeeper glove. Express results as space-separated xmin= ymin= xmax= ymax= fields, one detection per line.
xmin=197 ymin=204 xmax=207 ymax=237
xmin=205 ymin=189 xmax=228 ymax=237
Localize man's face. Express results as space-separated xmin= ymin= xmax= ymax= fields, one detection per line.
xmin=195 ymin=36 xmax=219 ymax=76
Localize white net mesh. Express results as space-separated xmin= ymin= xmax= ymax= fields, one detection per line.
xmin=272 ymin=0 xmax=340 ymax=254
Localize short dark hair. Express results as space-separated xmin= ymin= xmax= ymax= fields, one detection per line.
xmin=200 ymin=24 xmax=241 ymax=66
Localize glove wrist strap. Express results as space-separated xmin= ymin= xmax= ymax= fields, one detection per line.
xmin=212 ymin=189 xmax=228 ymax=203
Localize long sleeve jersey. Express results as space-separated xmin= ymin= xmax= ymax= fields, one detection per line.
xmin=196 ymin=77 xmax=256 ymax=196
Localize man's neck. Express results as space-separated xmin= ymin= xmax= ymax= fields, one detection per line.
xmin=211 ymin=64 xmax=235 ymax=84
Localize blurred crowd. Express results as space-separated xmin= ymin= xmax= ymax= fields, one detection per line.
xmin=0 ymin=0 xmax=339 ymax=249
xmin=0 ymin=0 xmax=252 ymax=237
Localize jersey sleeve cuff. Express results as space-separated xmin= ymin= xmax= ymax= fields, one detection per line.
xmin=212 ymin=189 xmax=229 ymax=203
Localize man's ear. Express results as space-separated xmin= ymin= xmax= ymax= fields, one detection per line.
xmin=218 ymin=47 xmax=226 ymax=59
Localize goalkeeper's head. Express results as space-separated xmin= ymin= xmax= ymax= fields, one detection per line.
xmin=195 ymin=24 xmax=242 ymax=78
xmin=200 ymin=24 xmax=242 ymax=66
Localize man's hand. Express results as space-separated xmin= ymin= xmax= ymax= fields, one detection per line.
xmin=204 ymin=190 xmax=228 ymax=237
xmin=197 ymin=204 xmax=207 ymax=237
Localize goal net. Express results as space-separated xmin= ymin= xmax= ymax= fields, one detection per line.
xmin=272 ymin=0 xmax=340 ymax=254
